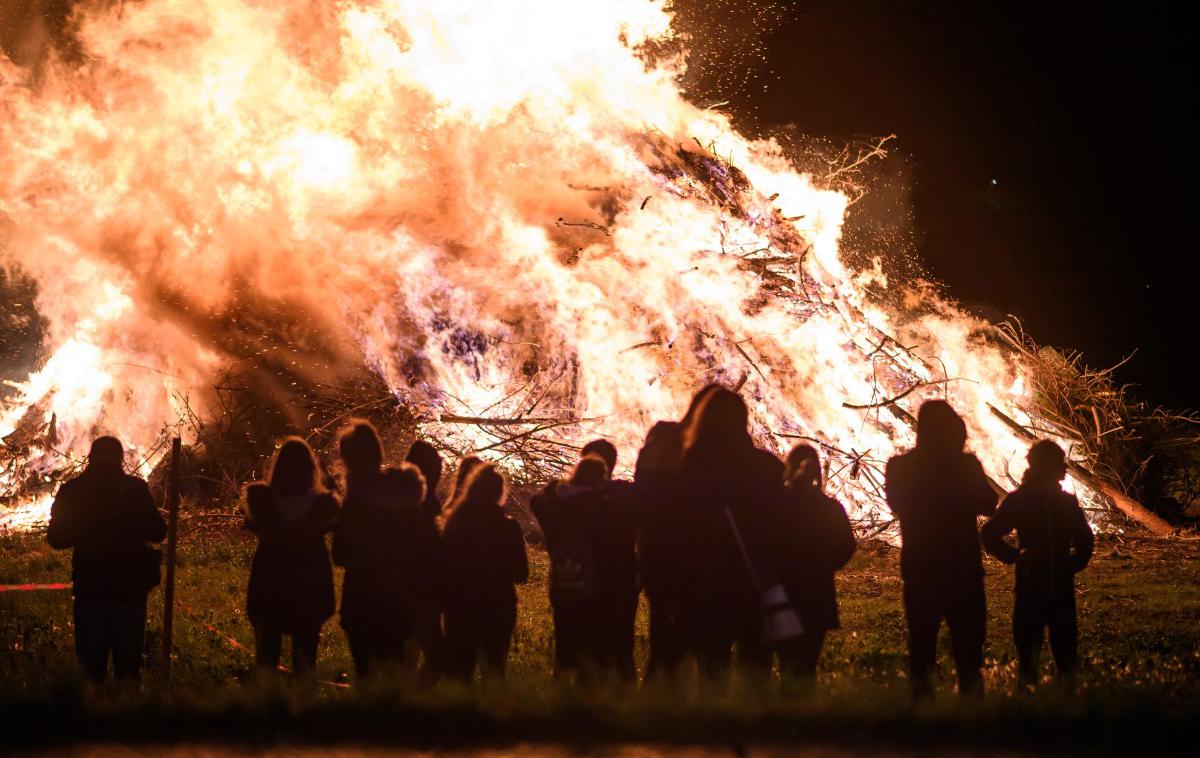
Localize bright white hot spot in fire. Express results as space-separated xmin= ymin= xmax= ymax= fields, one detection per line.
xmin=0 ymin=0 xmax=1083 ymax=529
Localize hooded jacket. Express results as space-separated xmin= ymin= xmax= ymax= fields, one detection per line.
xmin=46 ymin=467 xmax=166 ymax=603
xmin=332 ymin=467 xmax=440 ymax=630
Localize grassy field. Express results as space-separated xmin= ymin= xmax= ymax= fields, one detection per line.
xmin=3 ymin=526 xmax=1200 ymax=751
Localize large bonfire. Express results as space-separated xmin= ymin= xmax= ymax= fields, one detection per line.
xmin=0 ymin=0 xmax=1169 ymax=532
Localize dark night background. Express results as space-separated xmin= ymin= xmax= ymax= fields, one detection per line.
xmin=2 ymin=1 xmax=1196 ymax=408
xmin=676 ymin=0 xmax=1196 ymax=409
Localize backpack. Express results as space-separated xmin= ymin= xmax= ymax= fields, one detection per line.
xmin=549 ymin=529 xmax=598 ymax=599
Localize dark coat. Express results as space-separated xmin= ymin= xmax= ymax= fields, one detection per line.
xmin=634 ymin=467 xmax=686 ymax=603
xmin=885 ymin=449 xmax=997 ymax=588
xmin=442 ymin=505 xmax=528 ymax=615
xmin=981 ymin=483 xmax=1094 ymax=599
xmin=675 ymin=445 xmax=786 ymax=621
xmin=775 ymin=485 xmax=856 ymax=632
xmin=46 ymin=467 xmax=166 ymax=603
xmin=531 ymin=480 xmax=637 ymax=604
xmin=332 ymin=468 xmax=442 ymax=632
xmin=245 ymin=484 xmax=338 ymax=632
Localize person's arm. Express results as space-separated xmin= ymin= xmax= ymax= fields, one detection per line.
xmin=131 ymin=479 xmax=167 ymax=543
xmin=330 ymin=498 xmax=354 ymax=567
xmin=980 ymin=495 xmax=1021 ymax=564
xmin=965 ymin=455 xmax=999 ymax=517
xmin=1067 ymin=494 xmax=1095 ymax=572
xmin=884 ymin=457 xmax=910 ymax=521
xmin=507 ymin=520 xmax=529 ymax=584
xmin=45 ymin=482 xmax=77 ymax=549
xmin=824 ymin=495 xmax=857 ymax=571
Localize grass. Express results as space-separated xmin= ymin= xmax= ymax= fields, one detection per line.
xmin=2 ymin=528 xmax=1199 ymax=751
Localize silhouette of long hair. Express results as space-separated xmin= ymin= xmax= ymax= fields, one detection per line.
xmin=680 ymin=384 xmax=722 ymax=438
xmin=406 ymin=440 xmax=443 ymax=489
xmin=784 ymin=443 xmax=823 ymax=491
xmin=1023 ymin=439 xmax=1067 ymax=488
xmin=450 ymin=455 xmax=484 ymax=502
xmin=269 ymin=437 xmax=320 ymax=497
xmin=682 ymin=386 xmax=751 ymax=468
xmin=580 ymin=439 xmax=617 ymax=477
xmin=338 ymin=419 xmax=383 ymax=477
xmin=570 ymin=455 xmax=609 ymax=487
xmin=914 ymin=400 xmax=968 ymax=456
xmin=442 ymin=463 xmax=506 ymax=529
xmin=635 ymin=420 xmax=684 ymax=477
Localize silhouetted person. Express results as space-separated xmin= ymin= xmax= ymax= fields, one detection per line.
xmin=403 ymin=438 xmax=448 ymax=683
xmin=982 ymin=440 xmax=1094 ymax=689
xmin=406 ymin=440 xmax=444 ymax=520
xmin=47 ymin=436 xmax=166 ymax=685
xmin=244 ymin=438 xmax=339 ymax=679
xmin=885 ymin=401 xmax=998 ymax=698
xmin=634 ymin=420 xmax=686 ymax=680
xmin=441 ymin=464 xmax=528 ymax=682
xmin=675 ymin=386 xmax=785 ymax=681
xmin=532 ymin=456 xmax=607 ymax=680
xmin=579 ymin=437 xmax=638 ymax=681
xmin=331 ymin=422 xmax=431 ymax=679
xmin=774 ymin=444 xmax=856 ymax=690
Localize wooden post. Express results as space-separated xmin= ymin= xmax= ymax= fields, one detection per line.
xmin=162 ymin=437 xmax=182 ymax=677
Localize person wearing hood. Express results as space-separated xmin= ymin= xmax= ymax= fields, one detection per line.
xmin=775 ymin=444 xmax=856 ymax=690
xmin=885 ymin=400 xmax=998 ymax=698
xmin=244 ymin=437 xmax=339 ymax=679
xmin=47 ymin=436 xmax=166 ymax=685
xmin=982 ymin=440 xmax=1094 ymax=689
xmin=331 ymin=422 xmax=431 ymax=679
xmin=441 ymin=464 xmax=528 ymax=682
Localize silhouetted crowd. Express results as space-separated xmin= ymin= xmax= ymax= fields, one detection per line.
xmin=47 ymin=386 xmax=1095 ymax=697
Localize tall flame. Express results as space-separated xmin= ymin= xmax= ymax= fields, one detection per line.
xmin=1 ymin=0 xmax=1062 ymax=528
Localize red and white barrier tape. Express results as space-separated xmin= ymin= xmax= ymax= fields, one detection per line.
xmin=0 ymin=582 xmax=72 ymax=593
xmin=176 ymin=601 xmax=351 ymax=688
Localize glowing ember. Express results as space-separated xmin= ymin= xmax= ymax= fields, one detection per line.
xmin=0 ymin=0 xmax=1084 ymax=529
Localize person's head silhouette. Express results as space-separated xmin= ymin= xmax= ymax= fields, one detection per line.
xmin=87 ymin=436 xmax=124 ymax=473
xmin=338 ymin=420 xmax=383 ymax=477
xmin=685 ymin=386 xmax=750 ymax=455
xmin=571 ymin=455 xmax=609 ymax=487
xmin=580 ymin=439 xmax=617 ymax=478
xmin=1023 ymin=439 xmax=1068 ymax=489
xmin=269 ymin=438 xmax=319 ymax=496
xmin=785 ymin=443 xmax=822 ymax=491
xmin=406 ymin=440 xmax=443 ymax=490
xmin=915 ymin=400 xmax=967 ymax=456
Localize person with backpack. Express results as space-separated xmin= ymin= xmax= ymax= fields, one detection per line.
xmin=981 ymin=440 xmax=1094 ymax=689
xmin=332 ymin=421 xmax=431 ymax=680
xmin=774 ymin=444 xmax=856 ymax=690
xmin=47 ymin=436 xmax=166 ymax=685
xmin=441 ymin=464 xmax=528 ymax=682
xmin=244 ymin=438 xmax=339 ymax=679
xmin=532 ymin=456 xmax=606 ymax=680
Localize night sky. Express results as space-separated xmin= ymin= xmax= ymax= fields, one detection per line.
xmin=677 ymin=1 xmax=1195 ymax=408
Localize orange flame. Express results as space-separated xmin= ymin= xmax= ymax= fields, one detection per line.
xmin=0 ymin=0 xmax=1080 ymax=528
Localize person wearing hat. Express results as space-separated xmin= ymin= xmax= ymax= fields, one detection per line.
xmin=982 ymin=439 xmax=1095 ymax=689
xmin=47 ymin=436 xmax=166 ymax=685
